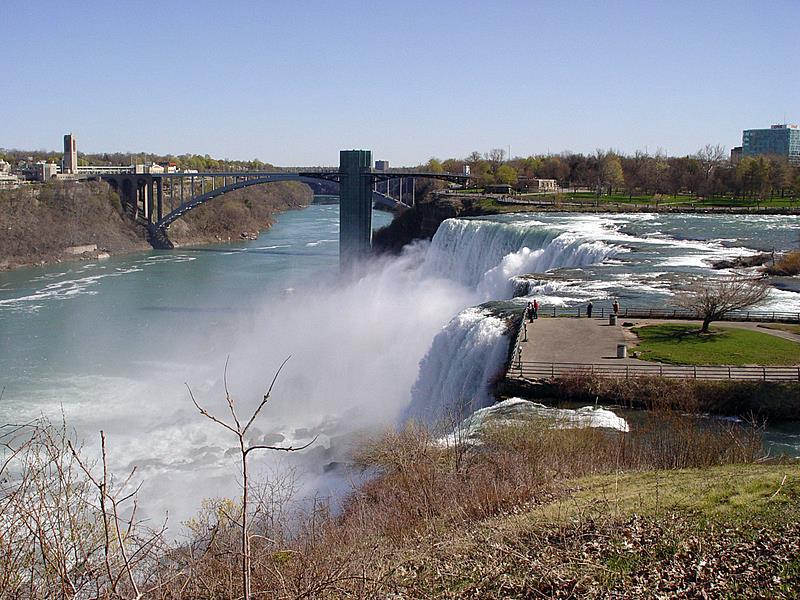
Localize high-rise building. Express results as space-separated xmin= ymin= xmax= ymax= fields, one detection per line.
xmin=63 ymin=133 xmax=77 ymax=174
xmin=741 ymin=124 xmax=800 ymax=165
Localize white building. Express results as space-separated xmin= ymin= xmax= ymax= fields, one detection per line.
xmin=0 ymin=171 xmax=20 ymax=188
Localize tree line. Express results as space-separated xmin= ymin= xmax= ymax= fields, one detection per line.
xmin=0 ymin=148 xmax=275 ymax=173
xmin=422 ymin=146 xmax=800 ymax=200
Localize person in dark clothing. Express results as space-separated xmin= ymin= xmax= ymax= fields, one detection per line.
xmin=612 ymin=299 xmax=620 ymax=315
xmin=587 ymin=301 xmax=593 ymax=318
xmin=526 ymin=301 xmax=534 ymax=323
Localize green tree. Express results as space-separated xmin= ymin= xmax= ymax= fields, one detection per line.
xmin=495 ymin=164 xmax=518 ymax=185
xmin=598 ymin=153 xmax=625 ymax=195
xmin=425 ymin=157 xmax=444 ymax=173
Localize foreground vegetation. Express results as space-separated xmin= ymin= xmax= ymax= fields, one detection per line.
xmin=3 ymin=405 xmax=798 ymax=598
xmin=632 ymin=323 xmax=800 ymax=366
xmin=389 ymin=464 xmax=800 ymax=598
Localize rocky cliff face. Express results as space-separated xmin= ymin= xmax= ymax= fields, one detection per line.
xmin=372 ymin=196 xmax=490 ymax=254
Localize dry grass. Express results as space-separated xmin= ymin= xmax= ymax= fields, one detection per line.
xmin=765 ymin=250 xmax=800 ymax=276
xmin=0 ymin=407 xmax=787 ymax=599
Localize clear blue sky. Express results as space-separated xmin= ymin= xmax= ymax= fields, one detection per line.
xmin=1 ymin=0 xmax=797 ymax=166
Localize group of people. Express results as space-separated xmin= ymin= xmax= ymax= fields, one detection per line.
xmin=526 ymin=298 xmax=620 ymax=321
xmin=526 ymin=299 xmax=539 ymax=322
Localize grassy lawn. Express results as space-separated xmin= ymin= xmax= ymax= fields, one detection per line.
xmin=632 ymin=323 xmax=800 ymax=365
xmin=458 ymin=191 xmax=800 ymax=210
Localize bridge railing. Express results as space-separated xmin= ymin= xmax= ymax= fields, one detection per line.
xmin=537 ymin=305 xmax=800 ymax=323
xmin=509 ymin=361 xmax=800 ymax=382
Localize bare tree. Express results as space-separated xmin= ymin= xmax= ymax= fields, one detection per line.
xmin=675 ymin=275 xmax=769 ymax=333
xmin=0 ymin=416 xmax=167 ymax=599
xmin=186 ymin=357 xmax=314 ymax=600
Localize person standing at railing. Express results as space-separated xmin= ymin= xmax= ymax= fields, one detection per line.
xmin=612 ymin=299 xmax=619 ymax=315
xmin=533 ymin=299 xmax=539 ymax=319
xmin=526 ymin=300 xmax=534 ymax=323
xmin=587 ymin=301 xmax=593 ymax=318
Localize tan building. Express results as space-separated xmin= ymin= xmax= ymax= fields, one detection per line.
xmin=517 ymin=177 xmax=558 ymax=192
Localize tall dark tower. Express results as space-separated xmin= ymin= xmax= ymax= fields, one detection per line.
xmin=63 ymin=133 xmax=77 ymax=174
xmin=338 ymin=149 xmax=373 ymax=265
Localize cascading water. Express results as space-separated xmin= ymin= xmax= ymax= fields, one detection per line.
xmin=406 ymin=217 xmax=623 ymax=425
xmin=422 ymin=218 xmax=622 ymax=300
xmin=404 ymin=306 xmax=511 ymax=425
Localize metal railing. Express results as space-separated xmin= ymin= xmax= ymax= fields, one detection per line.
xmin=538 ymin=306 xmax=800 ymax=323
xmin=510 ymin=361 xmax=800 ymax=382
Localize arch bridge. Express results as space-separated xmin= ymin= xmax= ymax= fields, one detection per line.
xmin=101 ymin=150 xmax=468 ymax=264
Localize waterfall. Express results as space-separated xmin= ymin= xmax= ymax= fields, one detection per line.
xmin=406 ymin=217 xmax=622 ymax=425
xmin=421 ymin=218 xmax=621 ymax=299
xmin=403 ymin=306 xmax=512 ymax=426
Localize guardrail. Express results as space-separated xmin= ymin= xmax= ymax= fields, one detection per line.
xmin=509 ymin=361 xmax=800 ymax=382
xmin=538 ymin=306 xmax=800 ymax=323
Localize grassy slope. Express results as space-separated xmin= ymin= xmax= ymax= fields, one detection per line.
xmin=390 ymin=464 xmax=800 ymax=599
xmin=632 ymin=323 xmax=800 ymax=366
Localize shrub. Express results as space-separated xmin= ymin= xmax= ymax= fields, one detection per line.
xmin=765 ymin=250 xmax=800 ymax=276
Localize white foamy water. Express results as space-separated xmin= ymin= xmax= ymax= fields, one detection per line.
xmin=405 ymin=307 xmax=510 ymax=424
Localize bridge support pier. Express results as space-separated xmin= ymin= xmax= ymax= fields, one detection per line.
xmin=156 ymin=178 xmax=164 ymax=221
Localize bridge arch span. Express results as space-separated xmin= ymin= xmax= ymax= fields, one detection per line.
xmin=156 ymin=174 xmax=323 ymax=229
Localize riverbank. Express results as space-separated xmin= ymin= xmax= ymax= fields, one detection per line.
xmin=0 ymin=180 xmax=312 ymax=271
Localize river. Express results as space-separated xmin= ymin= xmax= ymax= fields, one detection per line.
xmin=1 ymin=207 xmax=798 ymax=524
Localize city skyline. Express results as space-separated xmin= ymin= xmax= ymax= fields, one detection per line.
xmin=2 ymin=0 xmax=797 ymax=166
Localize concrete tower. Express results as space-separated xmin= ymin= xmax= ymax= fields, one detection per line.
xmin=338 ymin=149 xmax=373 ymax=265
xmin=63 ymin=133 xmax=77 ymax=174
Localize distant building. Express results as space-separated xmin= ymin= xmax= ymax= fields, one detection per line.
xmin=63 ymin=133 xmax=78 ymax=174
xmin=374 ymin=160 xmax=389 ymax=171
xmin=34 ymin=161 xmax=59 ymax=181
xmin=730 ymin=146 xmax=742 ymax=165
xmin=134 ymin=163 xmax=166 ymax=174
xmin=741 ymin=124 xmax=800 ymax=165
xmin=0 ymin=168 xmax=19 ymax=188
xmin=158 ymin=161 xmax=178 ymax=173
xmin=516 ymin=177 xmax=558 ymax=193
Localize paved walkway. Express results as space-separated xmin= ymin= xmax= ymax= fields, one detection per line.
xmin=519 ymin=317 xmax=647 ymax=365
xmin=519 ymin=317 xmax=800 ymax=365
xmin=514 ymin=317 xmax=800 ymax=382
